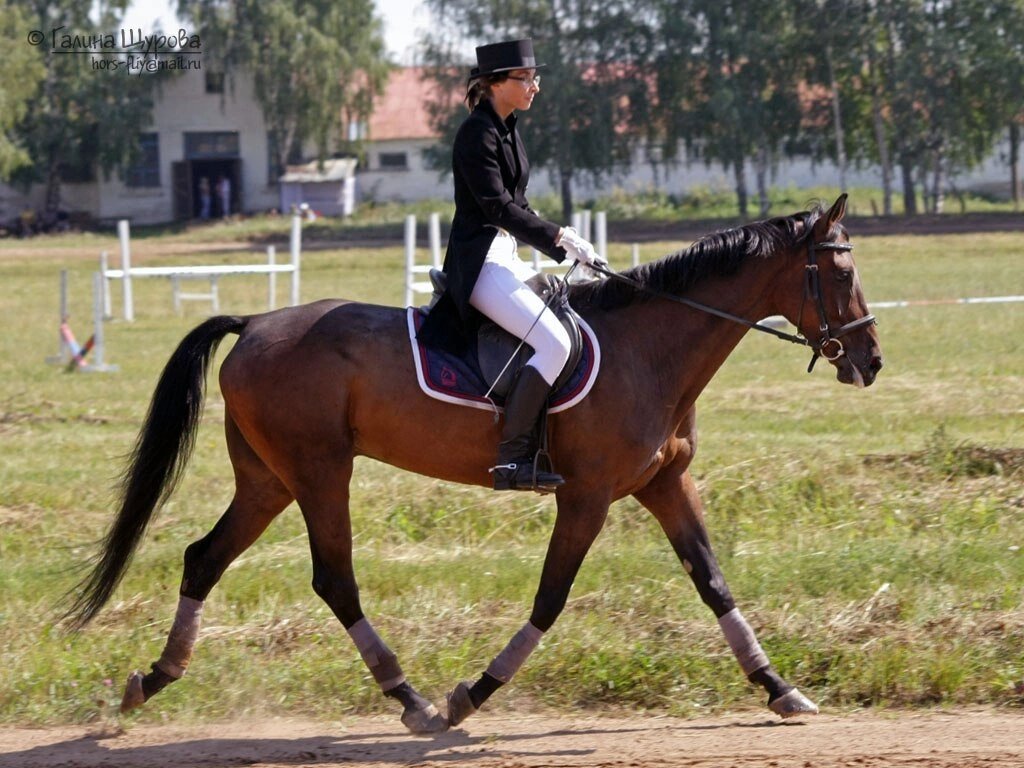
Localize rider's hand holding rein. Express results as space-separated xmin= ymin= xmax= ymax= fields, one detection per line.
xmin=557 ymin=227 xmax=606 ymax=268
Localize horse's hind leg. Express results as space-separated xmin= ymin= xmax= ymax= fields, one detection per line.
xmin=634 ymin=465 xmax=818 ymax=718
xmin=121 ymin=415 xmax=293 ymax=712
xmin=292 ymin=454 xmax=448 ymax=735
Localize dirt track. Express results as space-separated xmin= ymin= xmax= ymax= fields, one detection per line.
xmin=1 ymin=709 xmax=1022 ymax=768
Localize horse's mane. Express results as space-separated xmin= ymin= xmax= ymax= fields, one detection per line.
xmin=569 ymin=204 xmax=834 ymax=311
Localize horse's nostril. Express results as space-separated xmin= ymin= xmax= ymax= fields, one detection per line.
xmin=869 ymin=355 xmax=883 ymax=374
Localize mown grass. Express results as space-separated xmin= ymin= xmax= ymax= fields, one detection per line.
xmin=0 ymin=223 xmax=1021 ymax=727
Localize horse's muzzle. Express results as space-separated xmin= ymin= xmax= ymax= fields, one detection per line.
xmin=836 ymin=351 xmax=883 ymax=388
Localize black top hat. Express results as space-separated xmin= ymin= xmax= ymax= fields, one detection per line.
xmin=469 ymin=38 xmax=546 ymax=81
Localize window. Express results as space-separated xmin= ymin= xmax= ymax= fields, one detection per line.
xmin=125 ymin=133 xmax=160 ymax=188
xmin=378 ymin=152 xmax=408 ymax=170
xmin=185 ymin=131 xmax=239 ymax=159
xmin=347 ymin=121 xmax=367 ymax=142
xmin=205 ymin=72 xmax=224 ymax=94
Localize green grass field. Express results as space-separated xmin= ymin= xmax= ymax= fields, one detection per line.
xmin=0 ymin=221 xmax=1021 ymax=726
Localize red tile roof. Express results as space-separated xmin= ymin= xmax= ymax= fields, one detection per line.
xmin=368 ymin=67 xmax=461 ymax=141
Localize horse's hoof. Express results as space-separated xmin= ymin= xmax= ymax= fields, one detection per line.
xmin=446 ymin=681 xmax=478 ymax=728
xmin=769 ymin=687 xmax=819 ymax=718
xmin=119 ymin=671 xmax=146 ymax=714
xmin=401 ymin=703 xmax=449 ymax=735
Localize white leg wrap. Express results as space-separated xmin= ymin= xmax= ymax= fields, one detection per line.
xmin=347 ymin=618 xmax=406 ymax=692
xmin=718 ymin=608 xmax=770 ymax=676
xmin=155 ymin=595 xmax=204 ymax=679
xmin=485 ymin=622 xmax=544 ymax=683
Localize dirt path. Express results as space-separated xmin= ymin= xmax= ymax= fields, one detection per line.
xmin=1 ymin=709 xmax=1021 ymax=767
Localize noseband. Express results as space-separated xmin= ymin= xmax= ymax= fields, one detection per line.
xmin=590 ymin=237 xmax=877 ymax=373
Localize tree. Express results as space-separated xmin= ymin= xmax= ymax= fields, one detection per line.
xmin=0 ymin=2 xmax=44 ymax=178
xmin=960 ymin=0 xmax=1024 ymax=209
xmin=9 ymin=1 xmax=161 ymax=219
xmin=420 ymin=0 xmax=659 ymax=220
xmin=661 ymin=0 xmax=804 ymax=217
xmin=179 ymin=0 xmax=390 ymax=175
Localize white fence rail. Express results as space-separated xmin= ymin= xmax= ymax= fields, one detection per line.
xmin=101 ymin=215 xmax=303 ymax=320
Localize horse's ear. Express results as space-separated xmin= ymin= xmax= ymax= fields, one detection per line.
xmin=826 ymin=193 xmax=848 ymax=227
xmin=813 ymin=193 xmax=848 ymax=239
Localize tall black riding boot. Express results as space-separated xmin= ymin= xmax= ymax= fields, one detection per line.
xmin=491 ymin=366 xmax=565 ymax=493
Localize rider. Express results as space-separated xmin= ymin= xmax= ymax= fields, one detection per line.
xmin=416 ymin=38 xmax=605 ymax=493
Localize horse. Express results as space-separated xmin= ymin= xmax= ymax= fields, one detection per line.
xmin=64 ymin=194 xmax=882 ymax=733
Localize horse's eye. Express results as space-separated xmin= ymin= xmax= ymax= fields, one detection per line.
xmin=835 ymin=270 xmax=852 ymax=284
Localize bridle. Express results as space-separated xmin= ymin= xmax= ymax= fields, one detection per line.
xmin=797 ymin=239 xmax=877 ymax=372
xmin=589 ymin=237 xmax=877 ymax=373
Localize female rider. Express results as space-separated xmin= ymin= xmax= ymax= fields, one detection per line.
xmin=417 ymin=38 xmax=604 ymax=493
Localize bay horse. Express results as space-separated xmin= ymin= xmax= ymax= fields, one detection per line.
xmin=65 ymin=194 xmax=882 ymax=733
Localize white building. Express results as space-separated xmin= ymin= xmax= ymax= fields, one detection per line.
xmin=2 ymin=68 xmax=284 ymax=227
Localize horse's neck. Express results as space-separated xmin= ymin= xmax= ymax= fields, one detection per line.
xmin=618 ymin=261 xmax=780 ymax=414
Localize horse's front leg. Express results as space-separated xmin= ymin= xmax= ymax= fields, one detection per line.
xmin=634 ymin=465 xmax=818 ymax=718
xmin=447 ymin=490 xmax=610 ymax=728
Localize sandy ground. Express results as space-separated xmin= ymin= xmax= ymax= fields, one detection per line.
xmin=1 ymin=709 xmax=1022 ymax=768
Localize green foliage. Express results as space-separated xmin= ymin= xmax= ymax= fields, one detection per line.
xmin=7 ymin=0 xmax=167 ymax=212
xmin=420 ymin=1 xmax=1024 ymax=217
xmin=0 ymin=2 xmax=44 ymax=178
xmin=0 ymin=228 xmax=1021 ymax=724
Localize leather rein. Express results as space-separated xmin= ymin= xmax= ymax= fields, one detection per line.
xmin=589 ymin=238 xmax=877 ymax=373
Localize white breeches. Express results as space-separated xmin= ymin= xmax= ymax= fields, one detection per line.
xmin=468 ymin=231 xmax=571 ymax=386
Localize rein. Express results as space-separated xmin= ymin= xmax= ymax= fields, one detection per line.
xmin=589 ymin=239 xmax=877 ymax=373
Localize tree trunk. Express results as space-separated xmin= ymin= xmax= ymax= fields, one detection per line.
xmin=559 ymin=166 xmax=574 ymax=222
xmin=917 ymin=164 xmax=931 ymax=214
xmin=755 ymin=144 xmax=770 ymax=216
xmin=868 ymin=46 xmax=892 ymax=215
xmin=1010 ymin=121 xmax=1021 ymax=210
xmin=733 ymin=156 xmax=749 ymax=219
xmin=900 ymin=159 xmax=917 ymax=215
xmin=44 ymin=154 xmax=62 ymax=220
xmin=826 ymin=46 xmax=847 ymax=193
xmin=931 ymin=144 xmax=946 ymax=215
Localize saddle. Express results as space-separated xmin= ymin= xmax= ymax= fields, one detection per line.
xmin=422 ymin=268 xmax=584 ymax=401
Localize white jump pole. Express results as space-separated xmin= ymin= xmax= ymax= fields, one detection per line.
xmin=47 ymin=270 xmax=70 ymax=364
xmin=632 ymin=243 xmax=640 ymax=268
xmin=429 ymin=212 xmax=442 ymax=267
xmin=267 ymin=245 xmax=276 ymax=310
xmin=118 ymin=219 xmax=134 ymax=321
xmin=581 ymin=210 xmax=592 ymax=242
xmin=99 ymin=251 xmax=112 ymax=319
xmin=89 ymin=271 xmax=117 ymax=371
xmin=289 ymin=212 xmax=301 ymax=306
xmin=404 ymin=214 xmax=417 ymax=307
xmin=595 ymin=211 xmax=607 ymax=261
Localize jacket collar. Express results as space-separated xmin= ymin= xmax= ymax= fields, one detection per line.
xmin=477 ymin=98 xmax=518 ymax=139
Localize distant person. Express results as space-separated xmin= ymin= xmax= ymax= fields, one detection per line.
xmin=198 ymin=177 xmax=211 ymax=220
xmin=416 ymin=38 xmax=605 ymax=493
xmin=216 ymin=175 xmax=231 ymax=219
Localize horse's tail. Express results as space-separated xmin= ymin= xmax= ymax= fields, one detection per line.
xmin=63 ymin=315 xmax=248 ymax=629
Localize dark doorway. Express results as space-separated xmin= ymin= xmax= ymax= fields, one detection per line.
xmin=192 ymin=159 xmax=239 ymax=219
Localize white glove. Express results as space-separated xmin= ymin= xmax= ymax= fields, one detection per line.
xmin=558 ymin=227 xmax=606 ymax=268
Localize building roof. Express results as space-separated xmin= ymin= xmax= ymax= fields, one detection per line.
xmin=367 ymin=67 xmax=460 ymax=141
xmin=279 ymin=158 xmax=357 ymax=182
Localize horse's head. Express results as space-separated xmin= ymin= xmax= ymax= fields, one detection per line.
xmin=777 ymin=194 xmax=883 ymax=388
